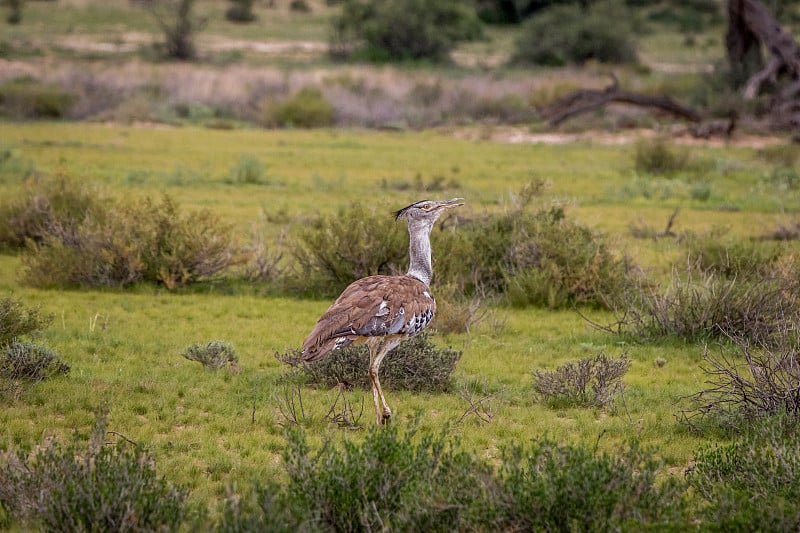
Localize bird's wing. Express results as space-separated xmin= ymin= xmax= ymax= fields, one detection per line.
xmin=301 ymin=275 xmax=436 ymax=362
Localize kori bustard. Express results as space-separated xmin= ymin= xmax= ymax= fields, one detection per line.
xmin=301 ymin=198 xmax=463 ymax=425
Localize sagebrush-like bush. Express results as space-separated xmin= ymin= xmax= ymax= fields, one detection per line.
xmin=278 ymin=423 xmax=488 ymax=532
xmin=0 ymin=297 xmax=52 ymax=347
xmin=435 ymin=203 xmax=631 ymax=309
xmin=0 ymin=176 xmax=102 ymax=249
xmin=490 ymin=438 xmax=689 ymax=531
xmin=1 ymin=340 xmax=70 ymax=383
xmin=513 ymin=1 xmax=637 ymax=66
xmin=688 ymin=414 xmax=800 ymax=531
xmin=288 ymin=202 xmax=407 ymax=297
xmin=634 ymin=138 xmax=692 ymax=175
xmin=532 ymin=352 xmax=630 ymax=409
xmin=278 ymin=332 xmax=461 ymax=393
xmin=263 ymin=88 xmax=334 ymax=129
xmin=614 ymin=268 xmax=799 ymax=344
xmin=182 ymin=340 xmax=239 ymax=372
xmin=0 ymin=412 xmax=188 ymax=532
xmin=21 ymin=193 xmax=237 ymax=289
xmin=683 ymin=230 xmax=784 ymax=279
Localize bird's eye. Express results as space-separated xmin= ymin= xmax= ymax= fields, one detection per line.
xmin=421 ymin=203 xmax=431 ymax=210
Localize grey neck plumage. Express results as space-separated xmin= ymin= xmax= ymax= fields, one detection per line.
xmin=405 ymin=217 xmax=435 ymax=287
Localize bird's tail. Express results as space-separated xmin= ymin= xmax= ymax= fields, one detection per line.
xmin=301 ymin=336 xmax=354 ymax=362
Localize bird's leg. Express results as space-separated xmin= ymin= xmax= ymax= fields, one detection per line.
xmin=368 ymin=342 xmax=392 ymax=425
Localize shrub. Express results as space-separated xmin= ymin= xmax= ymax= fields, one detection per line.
xmin=229 ymin=154 xmax=267 ymax=184
xmin=0 ymin=78 xmax=74 ymax=119
xmin=330 ymin=0 xmax=483 ymax=62
xmin=263 ymin=88 xmax=335 ymax=129
xmin=532 ymin=352 xmax=631 ymax=409
xmin=683 ymin=230 xmax=784 ymax=279
xmin=0 ymin=297 xmax=52 ymax=347
xmin=147 ymin=0 xmax=207 ymax=60
xmin=22 ymin=193 xmax=238 ymax=289
xmin=225 ymin=0 xmax=256 ymax=22
xmin=613 ymin=268 xmax=799 ymax=344
xmin=688 ymin=414 xmax=800 ymax=531
xmin=182 ymin=340 xmax=239 ymax=372
xmin=1 ymin=340 xmax=70 ymax=383
xmin=489 ymin=438 xmax=689 ymax=531
xmin=288 ymin=202 xmax=407 ymax=297
xmin=633 ymin=137 xmax=691 ymax=175
xmin=278 ymin=423 xmax=489 ymax=531
xmin=513 ymin=1 xmax=637 ymax=66
xmin=278 ymin=332 xmax=461 ymax=393
xmin=679 ymin=320 xmax=800 ymax=430
xmin=0 ymin=411 xmax=188 ymax=532
xmin=435 ymin=200 xmax=632 ymax=308
xmin=0 ymin=176 xmax=101 ymax=250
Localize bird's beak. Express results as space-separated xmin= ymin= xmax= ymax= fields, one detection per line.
xmin=441 ymin=198 xmax=464 ymax=209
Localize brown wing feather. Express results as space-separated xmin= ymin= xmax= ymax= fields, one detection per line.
xmin=301 ymin=275 xmax=436 ymax=362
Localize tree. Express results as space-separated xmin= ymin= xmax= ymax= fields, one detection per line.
xmin=330 ymin=0 xmax=483 ymax=62
xmin=148 ymin=0 xmax=207 ymax=60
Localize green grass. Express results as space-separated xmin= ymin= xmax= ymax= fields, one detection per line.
xmin=0 ymin=121 xmax=798 ymax=515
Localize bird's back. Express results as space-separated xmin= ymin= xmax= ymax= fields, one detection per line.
xmin=301 ymin=275 xmax=436 ymax=362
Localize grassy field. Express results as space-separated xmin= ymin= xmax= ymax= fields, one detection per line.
xmin=2 ymin=121 xmax=799 ymax=512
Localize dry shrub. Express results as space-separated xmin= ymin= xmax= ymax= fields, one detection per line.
xmin=0 ymin=176 xmax=103 ymax=249
xmin=263 ymin=88 xmax=334 ymax=129
xmin=0 ymin=78 xmax=75 ymax=119
xmin=679 ymin=321 xmax=800 ymax=431
xmin=0 ymin=297 xmax=52 ymax=347
xmin=1 ymin=341 xmax=70 ymax=399
xmin=277 ymin=332 xmax=461 ymax=393
xmin=633 ymin=138 xmax=691 ymax=175
xmin=683 ymin=230 xmax=784 ymax=279
xmin=532 ymin=352 xmax=631 ymax=409
xmin=613 ymin=267 xmax=799 ymax=344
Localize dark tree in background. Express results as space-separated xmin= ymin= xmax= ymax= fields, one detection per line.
xmin=148 ymin=0 xmax=207 ymax=60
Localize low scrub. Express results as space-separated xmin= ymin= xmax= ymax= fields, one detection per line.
xmin=683 ymin=230 xmax=784 ymax=278
xmin=679 ymin=321 xmax=800 ymax=430
xmin=436 ymin=200 xmax=632 ymax=309
xmin=489 ymin=438 xmax=688 ymax=531
xmin=263 ymin=88 xmax=335 ymax=129
xmin=217 ymin=427 xmax=689 ymax=531
xmin=0 ymin=297 xmax=52 ymax=347
xmin=0 ymin=411 xmax=189 ymax=532
xmin=288 ymin=202 xmax=407 ymax=297
xmin=182 ymin=340 xmax=239 ymax=372
xmin=0 ymin=176 xmax=103 ymax=250
xmin=688 ymin=414 xmax=800 ymax=531
xmin=633 ymin=137 xmax=692 ymax=176
xmin=532 ymin=352 xmax=631 ymax=409
xmin=612 ymin=267 xmax=799 ymax=344
xmin=0 ymin=78 xmax=75 ymax=119
xmin=278 ymin=332 xmax=461 ymax=393
xmin=19 ymin=190 xmax=238 ymax=290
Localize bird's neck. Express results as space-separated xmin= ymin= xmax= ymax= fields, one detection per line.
xmin=406 ymin=219 xmax=434 ymax=287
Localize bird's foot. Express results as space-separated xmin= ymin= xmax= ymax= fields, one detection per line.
xmin=380 ymin=409 xmax=392 ymax=425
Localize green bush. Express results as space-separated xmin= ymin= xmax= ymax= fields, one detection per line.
xmin=278 ymin=423 xmax=488 ymax=532
xmin=264 ymin=88 xmax=334 ymax=129
xmin=20 ymin=192 xmax=238 ymax=289
xmin=435 ymin=202 xmax=631 ymax=308
xmin=225 ymin=0 xmax=256 ymax=22
xmin=1 ymin=340 xmax=69 ymax=383
xmin=229 ymin=154 xmax=267 ymax=184
xmin=182 ymin=340 xmax=239 ymax=372
xmin=633 ymin=138 xmax=691 ymax=175
xmin=330 ymin=0 xmax=483 ymax=62
xmin=513 ymin=1 xmax=637 ymax=66
xmin=0 ymin=297 xmax=52 ymax=347
xmin=532 ymin=352 xmax=630 ymax=409
xmin=489 ymin=438 xmax=689 ymax=531
xmin=279 ymin=332 xmax=461 ymax=393
xmin=0 ymin=412 xmax=188 ymax=532
xmin=0 ymin=78 xmax=74 ymax=119
xmin=288 ymin=202 xmax=407 ymax=297
xmin=688 ymin=414 xmax=800 ymax=531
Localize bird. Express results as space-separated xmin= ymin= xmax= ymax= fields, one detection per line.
xmin=301 ymin=198 xmax=464 ymax=425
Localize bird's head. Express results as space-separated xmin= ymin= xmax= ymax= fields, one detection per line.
xmin=394 ymin=198 xmax=464 ymax=222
